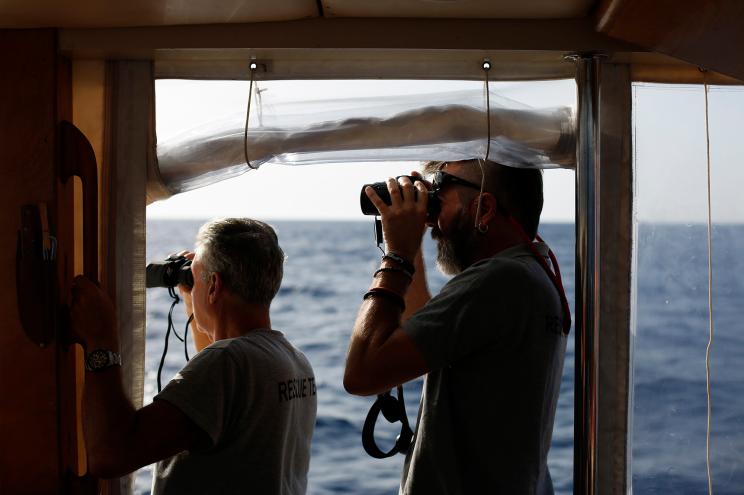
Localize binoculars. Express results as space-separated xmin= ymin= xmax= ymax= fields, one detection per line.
xmin=359 ymin=175 xmax=440 ymax=218
xmin=146 ymin=254 xmax=194 ymax=289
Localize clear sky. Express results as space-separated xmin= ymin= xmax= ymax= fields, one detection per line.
xmin=147 ymin=79 xmax=742 ymax=224
xmin=633 ymin=83 xmax=744 ymax=224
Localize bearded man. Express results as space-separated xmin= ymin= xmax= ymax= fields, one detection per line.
xmin=344 ymin=159 xmax=569 ymax=494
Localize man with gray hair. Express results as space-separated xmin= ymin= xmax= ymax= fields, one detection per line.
xmin=70 ymin=218 xmax=316 ymax=494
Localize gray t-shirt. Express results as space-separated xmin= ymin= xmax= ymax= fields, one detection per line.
xmin=152 ymin=328 xmax=317 ymax=495
xmin=401 ymin=243 xmax=567 ymax=495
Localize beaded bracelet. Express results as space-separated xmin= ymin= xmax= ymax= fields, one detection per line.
xmin=363 ymin=287 xmax=406 ymax=312
xmin=373 ymin=266 xmax=413 ymax=280
xmin=382 ymin=252 xmax=415 ymax=275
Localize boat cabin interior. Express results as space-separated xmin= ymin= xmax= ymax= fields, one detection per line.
xmin=2 ymin=1 xmax=743 ymax=493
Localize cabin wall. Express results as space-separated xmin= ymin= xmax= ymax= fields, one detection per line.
xmin=0 ymin=29 xmax=109 ymax=495
xmin=0 ymin=29 xmax=67 ymax=494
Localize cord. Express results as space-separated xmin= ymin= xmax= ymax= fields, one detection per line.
xmin=157 ymin=287 xmax=180 ymax=393
xmin=184 ymin=314 xmax=194 ymax=362
xmin=483 ymin=59 xmax=492 ymax=162
xmin=703 ymin=75 xmax=715 ymax=495
xmin=374 ymin=216 xmax=385 ymax=255
xmin=474 ymin=59 xmax=491 ymax=229
xmin=244 ymin=61 xmax=258 ymax=170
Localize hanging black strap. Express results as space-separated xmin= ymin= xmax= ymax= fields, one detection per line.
xmin=362 ymin=385 xmax=414 ymax=459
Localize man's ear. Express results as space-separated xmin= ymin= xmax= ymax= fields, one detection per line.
xmin=207 ymin=272 xmax=221 ymax=304
xmin=473 ymin=192 xmax=501 ymax=225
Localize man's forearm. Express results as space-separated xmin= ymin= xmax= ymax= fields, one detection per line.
xmin=83 ymin=337 xmax=137 ymax=477
xmin=359 ymin=262 xmax=412 ymax=346
xmin=344 ymin=265 xmax=413 ymax=394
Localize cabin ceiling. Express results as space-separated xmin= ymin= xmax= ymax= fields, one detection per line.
xmin=1 ymin=0 xmax=742 ymax=83
xmin=1 ymin=0 xmax=317 ymax=28
xmin=0 ymin=0 xmax=596 ymax=29
xmin=319 ymin=0 xmax=595 ymax=20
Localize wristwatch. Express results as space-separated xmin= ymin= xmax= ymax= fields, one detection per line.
xmin=85 ymin=349 xmax=122 ymax=372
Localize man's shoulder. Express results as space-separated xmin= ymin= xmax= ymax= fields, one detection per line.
xmin=215 ymin=330 xmax=313 ymax=373
xmin=446 ymin=254 xmax=551 ymax=304
xmin=459 ymin=254 xmax=534 ymax=285
xmin=475 ymin=253 xmax=532 ymax=272
xmin=206 ymin=329 xmax=285 ymax=351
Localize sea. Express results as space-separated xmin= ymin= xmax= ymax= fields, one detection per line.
xmin=137 ymin=220 xmax=744 ymax=494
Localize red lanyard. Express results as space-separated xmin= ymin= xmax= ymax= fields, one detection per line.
xmin=508 ymin=218 xmax=572 ymax=335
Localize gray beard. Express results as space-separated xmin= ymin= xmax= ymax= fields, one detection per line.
xmin=434 ymin=237 xmax=463 ymax=275
xmin=433 ymin=209 xmax=476 ymax=276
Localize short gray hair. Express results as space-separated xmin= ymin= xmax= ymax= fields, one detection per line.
xmin=195 ymin=218 xmax=284 ymax=307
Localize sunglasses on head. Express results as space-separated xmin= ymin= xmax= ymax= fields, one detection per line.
xmin=432 ymin=171 xmax=481 ymax=193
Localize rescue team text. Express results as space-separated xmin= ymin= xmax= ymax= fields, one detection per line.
xmin=278 ymin=377 xmax=317 ymax=402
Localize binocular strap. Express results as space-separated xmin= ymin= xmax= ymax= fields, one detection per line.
xmin=362 ymin=385 xmax=414 ymax=459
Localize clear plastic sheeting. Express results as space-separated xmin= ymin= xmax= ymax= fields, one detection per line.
xmin=631 ymin=83 xmax=744 ymax=494
xmin=155 ymin=80 xmax=575 ymax=195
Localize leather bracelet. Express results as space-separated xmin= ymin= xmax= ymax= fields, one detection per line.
xmin=382 ymin=252 xmax=415 ymax=275
xmin=363 ymin=287 xmax=406 ymax=312
xmin=374 ymin=266 xmax=413 ymax=280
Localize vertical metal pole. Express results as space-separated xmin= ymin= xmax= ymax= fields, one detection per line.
xmin=570 ymin=53 xmax=603 ymax=495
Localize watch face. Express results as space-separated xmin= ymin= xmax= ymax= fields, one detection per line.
xmin=86 ymin=350 xmax=121 ymax=371
xmin=88 ymin=350 xmax=109 ymax=370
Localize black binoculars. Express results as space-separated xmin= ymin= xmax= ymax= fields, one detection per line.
xmin=146 ymin=254 xmax=194 ymax=289
xmin=359 ymin=175 xmax=440 ymax=218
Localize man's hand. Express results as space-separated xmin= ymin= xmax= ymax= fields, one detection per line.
xmin=69 ymin=275 xmax=116 ymax=349
xmin=365 ymin=174 xmax=429 ymax=262
xmin=175 ymin=250 xmax=196 ymax=316
xmin=174 ymin=250 xmax=213 ymax=351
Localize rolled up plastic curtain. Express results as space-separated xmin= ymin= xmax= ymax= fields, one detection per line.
xmin=155 ymin=85 xmax=575 ymax=195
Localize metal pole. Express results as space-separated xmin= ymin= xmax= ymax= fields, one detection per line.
xmin=567 ymin=53 xmax=603 ymax=495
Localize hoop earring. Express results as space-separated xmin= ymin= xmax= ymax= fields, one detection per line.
xmin=477 ymin=223 xmax=489 ymax=234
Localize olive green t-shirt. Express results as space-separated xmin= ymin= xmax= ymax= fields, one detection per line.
xmin=152 ymin=329 xmax=317 ymax=495
xmin=401 ymin=243 xmax=567 ymax=495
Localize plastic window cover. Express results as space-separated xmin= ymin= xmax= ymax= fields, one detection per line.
xmin=631 ymin=83 xmax=744 ymax=492
xmin=155 ymin=79 xmax=576 ymax=194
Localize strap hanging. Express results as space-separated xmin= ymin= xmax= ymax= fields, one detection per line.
xmin=361 ymin=385 xmax=414 ymax=458
xmin=508 ymin=217 xmax=572 ymax=335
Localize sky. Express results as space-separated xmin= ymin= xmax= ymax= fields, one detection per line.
xmin=633 ymin=83 xmax=744 ymax=224
xmin=147 ymin=79 xmax=742 ymax=224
